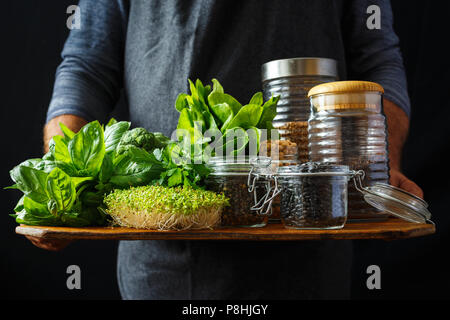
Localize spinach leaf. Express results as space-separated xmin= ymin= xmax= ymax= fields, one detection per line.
xmin=249 ymin=92 xmax=263 ymax=106
xmin=208 ymin=92 xmax=242 ymax=115
xmin=211 ymin=78 xmax=224 ymax=94
xmin=246 ymin=126 xmax=261 ymax=155
xmin=175 ymin=93 xmax=189 ymax=112
xmin=210 ymin=103 xmax=234 ymax=126
xmin=218 ymin=128 xmax=249 ymax=156
xmin=223 ymin=104 xmax=263 ymax=131
xmin=257 ymin=95 xmax=280 ymax=129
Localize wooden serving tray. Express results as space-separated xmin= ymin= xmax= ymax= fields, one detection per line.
xmin=15 ymin=218 xmax=435 ymax=241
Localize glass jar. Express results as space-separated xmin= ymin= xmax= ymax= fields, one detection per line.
xmin=308 ymin=81 xmax=390 ymax=220
xmin=277 ymin=163 xmax=351 ymax=229
xmin=205 ymin=156 xmax=275 ymax=227
xmin=262 ymin=57 xmax=338 ymax=163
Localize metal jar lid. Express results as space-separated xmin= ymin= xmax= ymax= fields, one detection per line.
xmin=261 ymin=57 xmax=338 ymax=82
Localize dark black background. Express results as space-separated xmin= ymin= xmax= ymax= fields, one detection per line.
xmin=0 ymin=1 xmax=448 ymax=299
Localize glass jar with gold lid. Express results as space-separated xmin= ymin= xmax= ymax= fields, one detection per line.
xmin=307 ymin=81 xmax=389 ymax=220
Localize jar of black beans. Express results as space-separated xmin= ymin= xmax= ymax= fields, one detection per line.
xmin=277 ymin=162 xmax=351 ymax=229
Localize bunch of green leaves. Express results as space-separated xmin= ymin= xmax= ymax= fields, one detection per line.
xmin=175 ymin=78 xmax=279 ymax=157
xmin=7 ymin=119 xmax=168 ymax=226
xmin=152 ymin=142 xmax=211 ymax=188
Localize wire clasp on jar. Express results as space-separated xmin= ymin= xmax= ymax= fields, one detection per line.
xmin=247 ymin=158 xmax=280 ymax=216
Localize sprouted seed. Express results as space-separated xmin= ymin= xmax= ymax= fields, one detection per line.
xmin=104 ymin=185 xmax=229 ymax=230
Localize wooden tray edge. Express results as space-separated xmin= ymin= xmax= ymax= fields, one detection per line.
xmin=15 ymin=222 xmax=435 ymax=241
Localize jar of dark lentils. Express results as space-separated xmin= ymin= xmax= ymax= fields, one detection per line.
xmin=206 ymin=156 xmax=275 ymax=228
xmin=277 ymin=162 xmax=352 ymax=229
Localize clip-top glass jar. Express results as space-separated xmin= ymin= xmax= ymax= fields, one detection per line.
xmin=277 ymin=163 xmax=352 ymax=229
xmin=205 ymin=156 xmax=276 ymax=228
xmin=262 ymin=57 xmax=338 ymax=163
xmin=308 ymin=81 xmax=390 ymax=221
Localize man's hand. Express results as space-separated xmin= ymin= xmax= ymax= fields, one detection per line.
xmin=26 ymin=236 xmax=72 ymax=251
xmin=384 ymin=99 xmax=424 ymax=199
xmin=390 ymin=169 xmax=424 ymax=198
xmin=43 ymin=114 xmax=88 ymax=152
xmin=27 ymin=114 xmax=89 ymax=251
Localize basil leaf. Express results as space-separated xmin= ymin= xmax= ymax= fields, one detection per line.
xmin=10 ymin=165 xmax=49 ymax=203
xmin=53 ymin=135 xmax=72 ymax=163
xmin=98 ymin=153 xmax=114 ymax=183
xmin=59 ymin=123 xmax=76 ymax=141
xmin=15 ymin=209 xmax=60 ymax=226
xmin=14 ymin=195 xmax=25 ymax=212
xmin=110 ymin=147 xmax=163 ymax=187
xmin=104 ymin=121 xmax=130 ymax=154
xmin=71 ymin=176 xmax=94 ymax=188
xmin=46 ymin=168 xmax=76 ymax=215
xmin=68 ymin=121 xmax=105 ymax=177
xmin=106 ymin=118 xmax=117 ymax=128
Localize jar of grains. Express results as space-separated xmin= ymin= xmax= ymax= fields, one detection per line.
xmin=261 ymin=57 xmax=338 ymax=163
xmin=205 ymin=156 xmax=277 ymax=227
xmin=307 ymin=81 xmax=390 ymax=220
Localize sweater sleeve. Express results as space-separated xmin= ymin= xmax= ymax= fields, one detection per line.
xmin=342 ymin=0 xmax=411 ymax=116
xmin=46 ymin=0 xmax=129 ymax=123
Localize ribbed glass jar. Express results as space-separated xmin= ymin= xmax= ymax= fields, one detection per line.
xmin=262 ymin=57 xmax=338 ymax=163
xmin=307 ymin=81 xmax=390 ymax=220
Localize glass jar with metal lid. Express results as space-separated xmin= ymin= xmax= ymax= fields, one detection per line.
xmin=277 ymin=163 xmax=351 ymax=229
xmin=261 ymin=57 xmax=338 ymax=163
xmin=276 ymin=163 xmax=433 ymax=230
xmin=308 ymin=81 xmax=390 ymax=221
xmin=205 ymin=156 xmax=278 ymax=228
